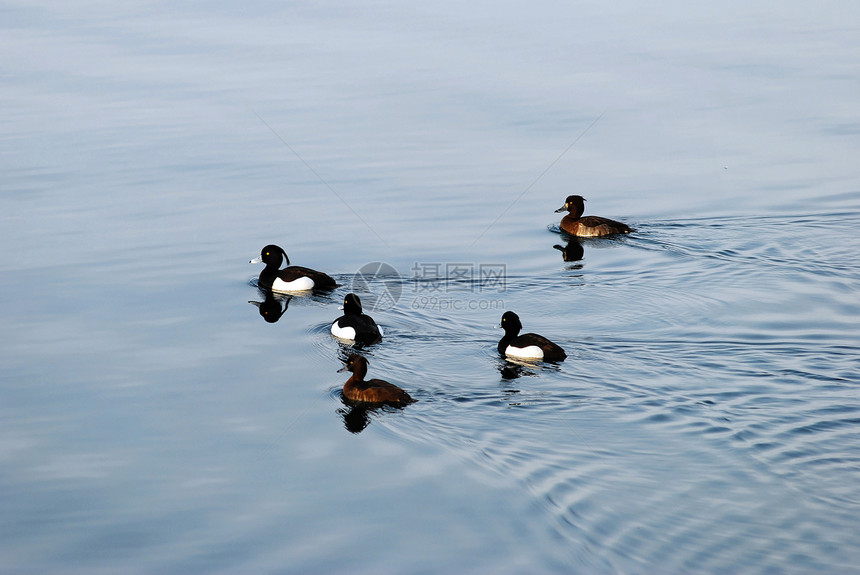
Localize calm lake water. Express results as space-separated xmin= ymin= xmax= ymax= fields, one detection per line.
xmin=3 ymin=1 xmax=860 ymax=573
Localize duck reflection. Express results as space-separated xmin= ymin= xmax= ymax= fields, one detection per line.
xmin=497 ymin=355 xmax=559 ymax=387
xmin=335 ymin=354 xmax=415 ymax=433
xmin=337 ymin=404 xmax=373 ymax=433
xmin=248 ymin=291 xmax=291 ymax=323
xmin=553 ymin=237 xmax=584 ymax=263
xmin=337 ymin=398 xmax=413 ymax=434
xmin=499 ymin=360 xmax=528 ymax=381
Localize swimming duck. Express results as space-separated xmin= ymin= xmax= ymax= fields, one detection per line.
xmin=250 ymin=244 xmax=337 ymax=292
xmin=338 ymin=355 xmax=414 ymax=405
xmin=555 ymin=195 xmax=633 ymax=237
xmin=498 ymin=311 xmax=567 ymax=362
xmin=331 ymin=293 xmax=383 ymax=344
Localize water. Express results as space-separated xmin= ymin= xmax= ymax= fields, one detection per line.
xmin=2 ymin=1 xmax=860 ymax=573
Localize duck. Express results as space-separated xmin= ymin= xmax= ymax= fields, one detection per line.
xmin=250 ymin=244 xmax=337 ymax=292
xmin=497 ymin=311 xmax=567 ymax=362
xmin=331 ymin=293 xmax=383 ymax=344
xmin=338 ymin=355 xmax=414 ymax=405
xmin=555 ymin=195 xmax=633 ymax=237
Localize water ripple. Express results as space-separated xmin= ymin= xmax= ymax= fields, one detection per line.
xmin=361 ymin=209 xmax=860 ymax=571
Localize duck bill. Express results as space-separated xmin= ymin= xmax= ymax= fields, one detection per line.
xmin=337 ymin=366 xmax=349 ymax=373
xmin=554 ymin=205 xmax=567 ymax=213
xmin=249 ymin=256 xmax=263 ymax=264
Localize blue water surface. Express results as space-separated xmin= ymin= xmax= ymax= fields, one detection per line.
xmin=2 ymin=1 xmax=860 ymax=573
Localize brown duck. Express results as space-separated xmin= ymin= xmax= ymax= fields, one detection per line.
xmin=555 ymin=195 xmax=633 ymax=237
xmin=338 ymin=355 xmax=414 ymax=406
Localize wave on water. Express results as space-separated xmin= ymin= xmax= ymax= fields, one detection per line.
xmin=347 ymin=209 xmax=860 ymax=571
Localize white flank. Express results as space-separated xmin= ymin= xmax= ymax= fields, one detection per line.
xmin=272 ymin=276 xmax=315 ymax=292
xmin=331 ymin=321 xmax=357 ymax=340
xmin=505 ymin=344 xmax=544 ymax=360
